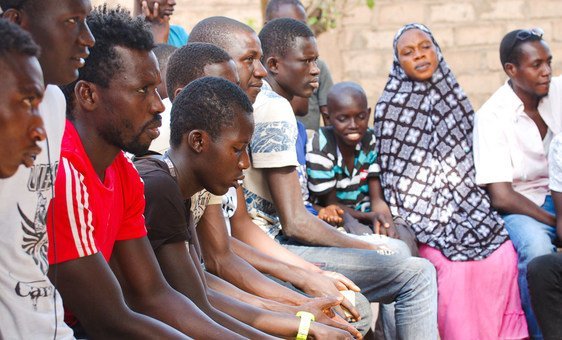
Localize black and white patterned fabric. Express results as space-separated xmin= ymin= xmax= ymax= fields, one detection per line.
xmin=374 ymin=23 xmax=508 ymax=261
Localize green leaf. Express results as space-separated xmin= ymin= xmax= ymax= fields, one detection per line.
xmin=366 ymin=0 xmax=375 ymax=9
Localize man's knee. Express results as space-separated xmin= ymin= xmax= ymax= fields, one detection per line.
xmin=528 ymin=254 xmax=560 ymax=286
xmin=515 ymin=236 xmax=556 ymax=264
xmin=407 ymin=257 xmax=437 ymax=285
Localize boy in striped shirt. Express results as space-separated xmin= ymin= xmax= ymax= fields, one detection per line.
xmin=306 ymin=82 xmax=402 ymax=239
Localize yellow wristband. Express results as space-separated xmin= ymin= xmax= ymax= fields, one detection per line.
xmin=296 ymin=311 xmax=315 ymax=340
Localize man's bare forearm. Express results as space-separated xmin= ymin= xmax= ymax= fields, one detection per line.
xmin=487 ymin=182 xmax=555 ymax=226
xmin=205 ymin=272 xmax=300 ymax=314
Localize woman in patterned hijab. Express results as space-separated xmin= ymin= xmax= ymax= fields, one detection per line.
xmin=374 ymin=23 xmax=527 ymax=339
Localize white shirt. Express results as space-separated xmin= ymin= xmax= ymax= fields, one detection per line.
xmin=150 ymin=97 xmax=172 ymax=154
xmin=243 ymin=81 xmax=299 ymax=237
xmin=549 ymin=133 xmax=562 ymax=192
xmin=473 ymin=76 xmax=562 ymax=206
xmin=0 ymin=86 xmax=74 ymax=339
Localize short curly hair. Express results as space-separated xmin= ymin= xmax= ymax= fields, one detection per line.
xmin=0 ymin=18 xmax=39 ymax=61
xmin=60 ymin=5 xmax=154 ymax=119
xmin=259 ymin=17 xmax=314 ymax=60
xmin=170 ymin=76 xmax=253 ymax=147
xmin=166 ymin=42 xmax=232 ymax=102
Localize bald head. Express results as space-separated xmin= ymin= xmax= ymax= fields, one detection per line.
xmin=327 ymin=82 xmax=368 ymax=110
xmin=189 ymin=16 xmax=254 ymax=51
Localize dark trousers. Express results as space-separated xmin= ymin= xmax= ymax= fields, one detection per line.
xmin=528 ymin=253 xmax=562 ymax=340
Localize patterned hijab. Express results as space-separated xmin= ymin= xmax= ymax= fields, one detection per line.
xmin=374 ymin=23 xmax=508 ymax=261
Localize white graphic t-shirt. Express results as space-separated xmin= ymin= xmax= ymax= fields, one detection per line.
xmin=0 ymin=86 xmax=74 ymax=339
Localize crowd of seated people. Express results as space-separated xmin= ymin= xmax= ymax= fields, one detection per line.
xmin=0 ymin=0 xmax=561 ymax=339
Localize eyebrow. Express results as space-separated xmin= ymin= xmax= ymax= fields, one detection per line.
xmin=20 ymin=84 xmax=44 ymax=99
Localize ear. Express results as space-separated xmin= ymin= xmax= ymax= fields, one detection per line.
xmin=74 ymin=80 xmax=98 ymax=112
xmin=2 ymin=9 xmax=23 ymax=24
xmin=366 ymin=107 xmax=372 ymax=121
xmin=504 ymin=62 xmax=517 ymax=78
xmin=266 ymin=56 xmax=280 ymax=75
xmin=187 ymin=130 xmax=210 ymax=154
xmin=173 ymin=86 xmax=184 ymax=100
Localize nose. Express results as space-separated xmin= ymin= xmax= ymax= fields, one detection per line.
xmin=238 ymin=148 xmax=251 ymax=170
xmin=253 ymin=60 xmax=267 ymax=79
xmin=541 ymin=62 xmax=552 ymax=78
xmin=152 ymin=90 xmax=165 ymax=115
xmin=79 ymin=20 xmax=95 ymax=48
xmin=310 ymin=60 xmax=320 ymax=76
xmin=411 ymin=47 xmax=425 ymax=60
xmin=349 ymin=117 xmax=358 ymax=129
xmin=30 ymin=111 xmax=46 ymax=142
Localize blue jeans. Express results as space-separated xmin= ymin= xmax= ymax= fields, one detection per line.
xmin=277 ymin=235 xmax=438 ymax=340
xmin=502 ymin=195 xmax=557 ymax=340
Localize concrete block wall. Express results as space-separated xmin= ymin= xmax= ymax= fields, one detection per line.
xmin=92 ymin=0 xmax=562 ymax=110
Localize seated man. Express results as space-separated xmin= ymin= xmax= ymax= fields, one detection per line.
xmin=136 ymin=75 xmax=355 ymax=339
xmin=149 ymin=42 xmax=237 ymax=155
xmin=47 ymin=7 xmax=243 ymax=339
xmin=265 ymin=0 xmax=334 ymax=130
xmin=187 ymin=16 xmax=373 ymax=334
xmin=133 ymin=0 xmax=188 ymax=47
xmin=240 ymin=17 xmax=437 ymax=339
xmin=528 ymin=131 xmax=562 ymax=340
xmin=0 ymin=19 xmax=45 ymax=179
xmin=0 ymin=0 xmax=94 ymax=337
xmin=148 ymin=40 xmax=362 ymax=337
xmin=473 ymin=28 xmax=562 ymax=338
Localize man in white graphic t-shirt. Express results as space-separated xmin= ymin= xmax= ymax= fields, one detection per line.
xmin=0 ymin=0 xmax=94 ymax=338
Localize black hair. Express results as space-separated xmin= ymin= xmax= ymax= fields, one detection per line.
xmin=258 ymin=17 xmax=314 ymax=60
xmin=0 ymin=0 xmax=43 ymax=13
xmin=60 ymin=5 xmax=154 ymax=119
xmin=499 ymin=29 xmax=543 ymax=68
xmin=170 ymin=76 xmax=253 ymax=147
xmin=265 ymin=0 xmax=305 ymax=21
xmin=166 ymin=42 xmax=232 ymax=102
xmin=0 ymin=18 xmax=39 ymax=60
xmin=0 ymin=0 xmax=26 ymax=10
xmin=188 ymin=16 xmax=254 ymax=52
xmin=327 ymin=81 xmax=367 ymax=112
xmin=152 ymin=43 xmax=177 ymax=74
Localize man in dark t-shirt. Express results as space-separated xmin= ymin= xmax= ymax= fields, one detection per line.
xmin=136 ymin=76 xmax=356 ymax=338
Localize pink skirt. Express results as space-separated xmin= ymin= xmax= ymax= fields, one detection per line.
xmin=419 ymin=241 xmax=528 ymax=340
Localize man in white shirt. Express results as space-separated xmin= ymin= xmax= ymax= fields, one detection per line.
xmin=0 ymin=0 xmax=94 ymax=338
xmin=0 ymin=20 xmax=45 ymax=179
xmin=473 ymin=28 xmax=561 ymax=339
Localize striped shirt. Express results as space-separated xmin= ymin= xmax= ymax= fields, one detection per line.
xmin=306 ymin=127 xmax=380 ymax=212
xmin=47 ymin=120 xmax=147 ymax=264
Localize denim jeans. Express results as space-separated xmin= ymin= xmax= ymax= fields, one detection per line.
xmin=277 ymin=235 xmax=438 ymax=340
xmin=502 ymin=195 xmax=557 ymax=340
xmin=528 ymin=253 xmax=562 ymax=340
